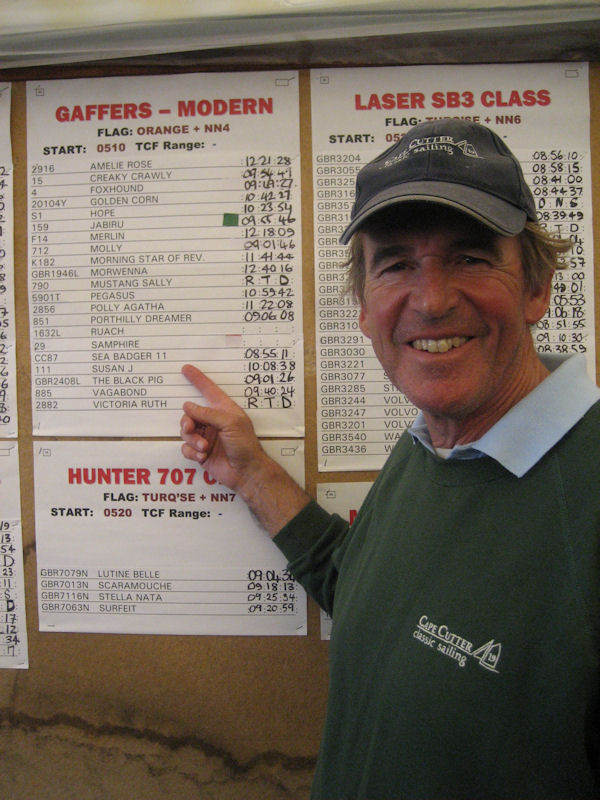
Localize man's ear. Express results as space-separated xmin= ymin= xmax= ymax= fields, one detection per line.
xmin=359 ymin=306 xmax=371 ymax=339
xmin=525 ymin=278 xmax=552 ymax=326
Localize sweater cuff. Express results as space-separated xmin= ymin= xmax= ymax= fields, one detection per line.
xmin=273 ymin=500 xmax=335 ymax=562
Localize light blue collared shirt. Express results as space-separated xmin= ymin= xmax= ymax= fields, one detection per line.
xmin=408 ymin=354 xmax=600 ymax=477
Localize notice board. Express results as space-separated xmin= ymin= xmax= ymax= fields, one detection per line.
xmin=0 ymin=63 xmax=598 ymax=800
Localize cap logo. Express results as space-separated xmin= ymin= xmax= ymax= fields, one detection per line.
xmin=455 ymin=139 xmax=480 ymax=158
xmin=382 ymin=135 xmax=481 ymax=170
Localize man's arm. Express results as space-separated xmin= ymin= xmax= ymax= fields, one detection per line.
xmin=179 ymin=364 xmax=311 ymax=537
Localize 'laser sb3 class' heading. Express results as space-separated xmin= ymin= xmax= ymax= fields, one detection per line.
xmin=55 ymin=98 xmax=275 ymax=122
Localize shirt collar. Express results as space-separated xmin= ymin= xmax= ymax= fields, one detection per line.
xmin=408 ymin=354 xmax=600 ymax=477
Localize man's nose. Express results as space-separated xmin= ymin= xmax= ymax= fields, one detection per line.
xmin=409 ymin=260 xmax=459 ymax=318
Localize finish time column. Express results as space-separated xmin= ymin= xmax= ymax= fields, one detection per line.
xmin=240 ymin=154 xmax=298 ymax=414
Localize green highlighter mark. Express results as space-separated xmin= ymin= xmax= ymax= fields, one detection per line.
xmin=223 ymin=213 xmax=239 ymax=227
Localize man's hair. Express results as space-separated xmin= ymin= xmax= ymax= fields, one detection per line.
xmin=343 ymin=208 xmax=573 ymax=304
xmin=518 ymin=222 xmax=573 ymax=294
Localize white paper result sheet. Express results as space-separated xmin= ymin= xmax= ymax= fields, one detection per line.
xmin=35 ymin=440 xmax=306 ymax=636
xmin=0 ymin=84 xmax=17 ymax=437
xmin=311 ymin=63 xmax=595 ymax=470
xmin=26 ymin=72 xmax=303 ymax=437
xmin=0 ymin=443 xmax=28 ymax=667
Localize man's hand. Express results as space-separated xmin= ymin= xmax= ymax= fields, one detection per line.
xmin=180 ymin=364 xmax=310 ymax=537
xmin=180 ymin=363 xmax=266 ymax=491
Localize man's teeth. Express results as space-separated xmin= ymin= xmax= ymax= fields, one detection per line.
xmin=411 ymin=336 xmax=468 ymax=353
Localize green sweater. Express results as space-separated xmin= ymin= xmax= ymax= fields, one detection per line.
xmin=275 ymin=402 xmax=600 ymax=799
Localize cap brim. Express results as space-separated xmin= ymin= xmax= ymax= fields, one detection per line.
xmin=339 ymin=181 xmax=528 ymax=244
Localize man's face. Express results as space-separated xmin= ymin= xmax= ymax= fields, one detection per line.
xmin=358 ymin=209 xmax=551 ymax=442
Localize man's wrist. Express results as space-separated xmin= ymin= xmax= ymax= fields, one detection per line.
xmin=236 ymin=453 xmax=311 ymax=537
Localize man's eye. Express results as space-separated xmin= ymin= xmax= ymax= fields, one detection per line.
xmin=382 ymin=261 xmax=409 ymax=274
xmin=460 ymin=254 xmax=487 ymax=265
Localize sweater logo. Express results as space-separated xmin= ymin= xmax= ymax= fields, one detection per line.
xmin=413 ymin=614 xmax=501 ymax=673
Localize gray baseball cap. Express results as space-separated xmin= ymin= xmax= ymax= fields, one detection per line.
xmin=340 ymin=119 xmax=538 ymax=244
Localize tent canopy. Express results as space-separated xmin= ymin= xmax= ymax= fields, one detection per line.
xmin=1 ymin=1 xmax=599 ymax=69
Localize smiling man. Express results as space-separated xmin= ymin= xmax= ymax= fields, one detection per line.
xmin=355 ymin=205 xmax=551 ymax=447
xmin=180 ymin=120 xmax=600 ymax=799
